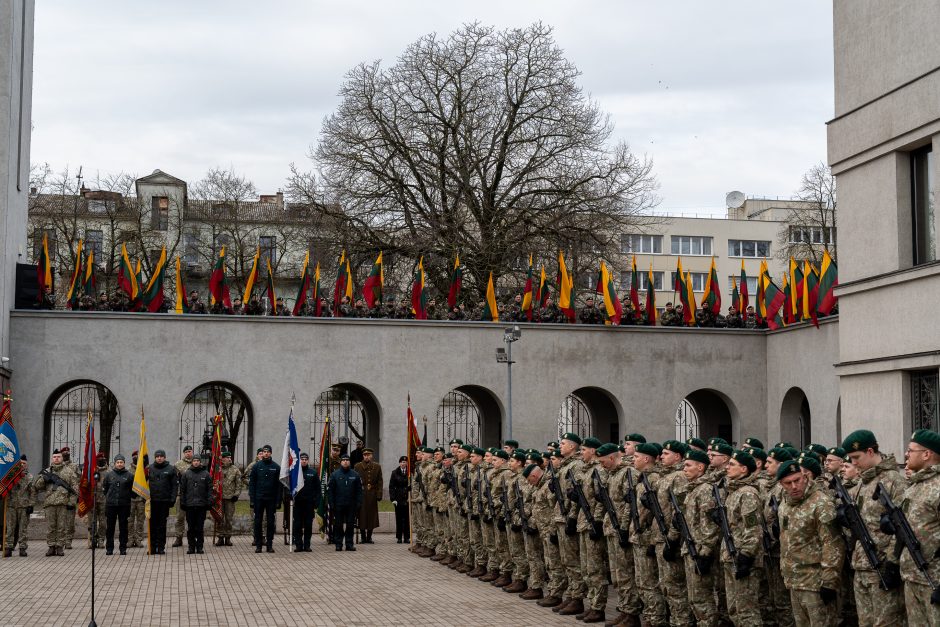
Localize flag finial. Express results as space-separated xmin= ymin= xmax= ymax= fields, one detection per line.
xmin=290 ymin=392 xmax=296 ymax=409
xmin=3 ymin=389 xmax=11 ymax=402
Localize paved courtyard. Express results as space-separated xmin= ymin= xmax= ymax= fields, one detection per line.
xmin=1 ymin=534 xmax=618 ymax=626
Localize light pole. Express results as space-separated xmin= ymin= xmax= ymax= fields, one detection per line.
xmin=496 ymin=325 xmax=521 ymax=441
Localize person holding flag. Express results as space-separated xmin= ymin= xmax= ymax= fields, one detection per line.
xmin=292 ymin=452 xmax=322 ymax=552
xmin=249 ymin=443 xmax=281 ymax=553
xmin=2 ymin=453 xmax=32 ymax=558
xmin=217 ymin=450 xmax=242 ymax=547
xmin=279 ymin=409 xmax=304 ymax=552
xmin=2 ymin=395 xmax=31 ymax=559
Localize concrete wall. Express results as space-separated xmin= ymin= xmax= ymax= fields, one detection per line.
xmin=7 ymin=312 xmax=844 ymax=478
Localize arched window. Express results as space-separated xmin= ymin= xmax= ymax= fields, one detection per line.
xmin=180 ymin=383 xmax=252 ymax=466
xmin=45 ymin=381 xmax=121 ymax=466
xmin=675 ymin=399 xmax=699 ymax=440
xmin=558 ymin=394 xmax=592 ymax=438
xmin=436 ymin=390 xmax=482 ymax=446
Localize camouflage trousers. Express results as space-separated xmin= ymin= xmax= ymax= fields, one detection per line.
xmin=129 ymin=498 xmax=145 ymax=545
xmin=683 ymin=554 xmax=719 ymax=627
xmin=656 ymin=543 xmax=693 ymax=626
xmin=4 ymin=507 xmax=29 ymax=550
xmin=410 ymin=501 xmax=427 ymax=546
xmin=557 ymin=522 xmax=585 ymax=600
xmin=633 ymin=544 xmax=668 ymax=626
xmin=175 ymin=497 xmax=187 ymax=539
xmin=45 ymin=505 xmax=69 ymax=547
xmin=789 ymin=588 xmax=836 ymax=627
xmin=905 ymin=580 xmax=940 ymax=627
xmin=421 ymin=505 xmax=438 ymax=549
xmin=433 ymin=510 xmax=449 ymax=555
xmin=722 ymin=562 xmax=763 ymax=627
xmin=64 ymin=506 xmax=75 ymax=547
xmin=495 ymin=525 xmax=512 ymax=575
xmin=853 ymin=569 xmax=904 ymax=627
xmin=838 ymin=566 xmax=857 ymax=627
xmin=468 ymin=516 xmax=485 ymax=568
xmin=579 ymin=532 xmax=609 ymax=611
xmin=607 ymin=535 xmax=642 ymax=615
xmin=542 ymin=531 xmax=568 ymax=599
xmin=452 ymin=508 xmax=471 ymax=563
xmin=218 ymin=500 xmax=236 ymax=536
xmin=482 ymin=520 xmax=499 ymax=571
xmin=764 ymin=554 xmax=794 ymax=627
xmin=507 ymin=527 xmax=529 ymax=581
xmin=87 ymin=501 xmax=106 ymax=547
xmin=523 ymin=528 xmax=546 ymax=590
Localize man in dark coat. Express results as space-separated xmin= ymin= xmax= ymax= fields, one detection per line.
xmin=388 ymin=455 xmax=410 ymax=543
xmin=148 ymin=449 xmax=179 ymax=555
xmin=350 ymin=440 xmax=365 ymax=467
xmin=249 ymin=444 xmax=281 ymax=553
xmin=292 ymin=453 xmax=322 ymax=552
xmin=101 ymin=454 xmax=134 ymax=555
xmin=328 ymin=454 xmax=363 ymax=551
xmin=354 ymin=448 xmax=382 ymax=543
xmin=179 ymin=454 xmax=214 ymax=554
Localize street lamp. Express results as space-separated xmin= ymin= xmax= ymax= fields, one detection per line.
xmin=496 ymin=325 xmax=522 ymax=440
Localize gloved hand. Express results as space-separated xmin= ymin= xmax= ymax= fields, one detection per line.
xmin=589 ymin=521 xmax=603 ymax=541
xmin=708 ymin=507 xmax=721 ymax=525
xmin=662 ymin=538 xmax=680 ymax=562
xmin=834 ymin=504 xmax=850 ymax=529
xmin=525 ymin=526 xmax=538 ymax=537
xmin=932 ymin=586 xmax=940 ymax=606
xmin=564 ymin=518 xmax=577 ymax=536
xmin=879 ymin=513 xmax=895 ymax=535
xmin=511 ymin=523 xmax=522 ymax=533
xmin=734 ymin=553 xmax=754 ymax=579
xmin=549 ymin=533 xmax=559 ymax=546
xmin=694 ymin=554 xmax=713 ymax=576
xmin=879 ymin=561 xmax=901 ymax=591
xmin=66 ymin=505 xmax=75 ymax=511
xmin=639 ymin=492 xmax=652 ymax=509
xmin=229 ymin=496 xmax=238 ymax=502
xmin=819 ymin=587 xmax=837 ymax=605
xmin=26 ymin=506 xmax=34 ymax=516
xmin=497 ymin=519 xmax=507 ymax=532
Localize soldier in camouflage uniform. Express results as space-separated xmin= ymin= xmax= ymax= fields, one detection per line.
xmin=578 ymin=297 xmax=604 ymax=324
xmin=502 ymin=451 xmax=530 ymax=593
xmin=776 ymin=459 xmax=844 ymax=626
xmin=34 ymin=449 xmax=79 ymax=556
xmin=487 ymin=450 xmax=514 ymax=587
xmin=761 ymin=447 xmax=796 ymax=627
xmin=3 ymin=456 xmax=33 ymax=557
xmin=173 ymin=445 xmax=194 ymax=547
xmin=217 ymin=451 xmax=242 ymax=546
xmin=553 ymin=433 xmax=587 ymax=617
xmin=128 ymin=450 xmax=145 ymax=548
xmin=601 ymin=444 xmax=642 ymax=627
xmin=519 ymin=455 xmax=546 ymax=600
xmin=570 ymin=438 xmax=608 ymax=623
xmin=535 ymin=451 xmax=568 ymax=607
xmin=479 ymin=449 xmax=502 ymax=581
xmin=706 ymin=440 xmax=733 ymax=620
xmin=59 ymin=446 xmax=79 ymax=549
xmin=409 ymin=448 xmax=432 ymax=556
xmin=427 ymin=448 xmax=448 ymax=560
xmin=86 ymin=452 xmax=109 ymax=549
xmin=719 ymin=450 xmax=764 ymax=627
xmin=679 ymin=448 xmax=721 ymax=627
xmin=632 ymin=442 xmax=668 ymax=627
xmin=450 ymin=443 xmax=474 ymax=572
xmin=841 ymin=429 xmax=907 ymax=627
xmin=897 ymin=429 xmax=940 ymax=625
xmin=466 ymin=448 xmax=488 ymax=577
xmin=655 ymin=440 xmax=693 ymax=626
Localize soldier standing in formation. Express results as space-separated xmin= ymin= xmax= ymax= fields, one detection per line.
xmin=179 ymin=453 xmax=214 ymax=554
xmin=2 ymin=455 xmax=33 ymax=558
xmin=389 ymin=455 xmax=410 ymax=543
xmin=59 ymin=446 xmax=79 ymax=550
xmin=173 ymin=445 xmax=194 ymax=547
xmin=217 ymin=450 xmax=242 ymax=546
xmin=354 ymin=447 xmax=382 ymax=543
xmin=86 ymin=452 xmax=108 ymax=548
xmin=33 ymin=449 xmax=78 ymax=556
xmin=248 ymin=444 xmax=281 ymax=554
xmin=328 ymin=453 xmax=363 ymax=551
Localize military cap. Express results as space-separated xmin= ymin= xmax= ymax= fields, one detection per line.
xmin=154 ymin=449 xmax=166 ymax=457
xmin=708 ymin=437 xmax=728 ymax=447
xmin=709 ymin=442 xmax=734 ymax=457
xmin=114 ymin=453 xmax=125 ymax=462
xmin=542 ymin=451 xmax=552 ymax=459
xmin=806 ymin=443 xmax=828 ymax=458
xmin=911 ymin=429 xmax=940 ymax=456
xmin=19 ymin=454 xmax=26 ymax=461
xmin=460 ymin=444 xmax=474 ymax=453
xmin=398 ymin=456 xmax=408 ymax=463
xmin=561 ymin=432 xmax=582 ymax=445
xmin=444 ymin=453 xmax=454 ymax=459
xmin=775 ymin=459 xmax=801 ymax=481
xmin=583 ymin=437 xmax=602 ymax=449
xmin=783 ymin=446 xmax=801 ymax=460
xmin=362 ymin=447 xmax=374 ymax=454
xmin=330 ymin=444 xmax=341 ymax=451
xmin=449 ymin=438 xmax=464 ymax=446
xmin=827 ymin=447 xmax=846 ymax=459
xmin=257 ymin=447 xmax=265 ymax=454
xmin=797 ymin=454 xmax=821 ymax=478
xmin=511 ymin=451 xmax=527 ymax=463
xmin=52 ymin=448 xmax=60 ymax=455
xmin=299 ymin=452 xmax=309 ymax=459
xmin=774 ymin=441 xmax=793 ymax=449
xmin=549 ymin=450 xmax=563 ymax=459
xmin=96 ymin=451 xmax=107 ymax=460
xmin=743 ymin=437 xmax=765 ymax=450
xmin=686 ymin=437 xmax=707 ymax=451
xmin=433 ymin=446 xmax=445 ymax=454
xmin=746 ymin=447 xmax=767 ymax=462
xmin=625 ymin=433 xmax=647 ymax=443
xmin=472 ymin=447 xmax=485 ymax=456
xmin=183 ymin=445 xmax=194 ymax=453
xmin=340 ymin=453 xmax=350 ymax=460
xmin=662 ymin=440 xmax=688 ymax=456
xmin=504 ymin=439 xmax=519 ymax=449
xmin=132 ymin=449 xmax=139 ymax=457
xmin=596 ymin=443 xmax=620 ymax=457
xmin=841 ymin=430 xmax=877 ymax=453
xmin=527 ymin=448 xmax=540 ymax=456
xmin=522 ymin=464 xmax=538 ymax=478
xmin=731 ymin=450 xmax=756 ymax=474
xmin=686 ymin=449 xmax=709 ymax=466
xmin=60 ymin=446 xmax=71 ymax=453
xmin=547 ymin=441 xmax=560 ymax=449
xmin=261 ymin=444 xmax=273 ymax=453
xmin=494 ymin=449 xmax=510 ymax=460
xmin=221 ymin=450 xmax=232 ymax=458
xmin=635 ymin=442 xmax=661 ymax=458
xmin=525 ymin=452 xmax=542 ymax=462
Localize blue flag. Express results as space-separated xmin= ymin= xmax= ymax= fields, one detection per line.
xmin=279 ymin=409 xmax=304 ymax=497
xmin=0 ymin=398 xmax=25 ymax=499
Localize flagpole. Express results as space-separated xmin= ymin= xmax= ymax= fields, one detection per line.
xmin=289 ymin=393 xmax=295 ymax=553
xmin=86 ymin=403 xmax=98 ymax=627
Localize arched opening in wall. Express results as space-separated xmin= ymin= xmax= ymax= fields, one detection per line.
xmin=180 ymin=383 xmax=253 ymax=466
xmin=436 ymin=390 xmax=482 ymax=446
xmin=557 ymin=388 xmax=621 ymax=442
xmin=44 ymin=381 xmax=122 ymax=467
xmin=675 ymin=399 xmax=699 ymax=441
xmin=684 ymin=389 xmax=736 ymax=445
xmin=780 ymin=387 xmax=812 ymax=449
xmin=310 ymin=383 xmax=381 ymax=461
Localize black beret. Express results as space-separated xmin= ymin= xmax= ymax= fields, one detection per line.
xmin=494 ymin=450 xmax=510 ymax=460
xmin=731 ymin=450 xmax=756 ymax=474
xmin=503 ymin=439 xmax=519 ymax=448
xmin=686 ymin=437 xmax=707 ymax=451
xmin=636 ymin=442 xmax=662 ymax=458
xmin=743 ymin=437 xmax=765 ymax=450
xmin=596 ymin=443 xmax=620 ymax=457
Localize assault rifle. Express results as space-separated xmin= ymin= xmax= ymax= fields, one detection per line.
xmin=640 ymin=473 xmax=669 ymax=540
xmin=711 ymin=482 xmax=739 ymax=576
xmin=39 ymin=468 xmax=77 ymax=496
xmin=485 ymin=474 xmax=497 ymax=523
xmin=593 ymin=468 xmax=629 ymax=548
xmin=463 ymin=466 xmax=474 ymax=518
xmin=415 ymin=467 xmax=431 ymax=511
xmin=668 ymin=487 xmax=702 ymax=571
xmin=566 ymin=469 xmax=601 ymax=540
xmin=547 ymin=462 xmax=570 ymax=518
xmin=513 ymin=480 xmax=534 ymax=534
xmin=625 ymin=469 xmax=641 ymax=533
xmin=475 ymin=467 xmax=484 ymax=522
xmin=875 ymin=481 xmax=938 ymax=600
xmin=769 ymin=494 xmax=780 ymax=540
xmin=500 ymin=479 xmax=513 ymax=530
xmin=443 ymin=467 xmax=464 ymax=517
xmin=831 ymin=476 xmax=887 ymax=590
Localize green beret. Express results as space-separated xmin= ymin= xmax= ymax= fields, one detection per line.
xmin=420 ymin=447 xmax=433 ymax=454
xmin=708 ymin=437 xmax=728 ymax=447
xmin=625 ymin=433 xmax=647 ymax=444
xmin=494 ymin=450 xmax=510 ymax=460
xmin=547 ymin=441 xmax=559 ymax=449
xmin=221 ymin=450 xmax=232 ymax=458
xmin=775 ymin=459 xmax=801 ymax=482
xmin=709 ymin=442 xmax=734 ymax=457
xmin=527 ymin=448 xmax=539 ymax=456
xmin=472 ymin=447 xmax=485 ymax=456
xmin=444 ymin=453 xmax=454 ymax=459
xmin=797 ymin=454 xmax=821 ymax=478
xmin=636 ymin=442 xmax=661 ymax=458
xmin=911 ymin=429 xmax=940 ymax=456
xmin=841 ymin=429 xmax=877 ymax=453
xmin=767 ymin=447 xmax=793 ymax=462
xmin=806 ymin=443 xmax=828 ymax=458
xmin=449 ymin=438 xmax=464 ymax=446
xmin=686 ymin=449 xmax=709 ymax=465
xmin=549 ymin=450 xmax=563 ymax=459
xmin=504 ymin=439 xmax=519 ymax=449
xmin=433 ymin=446 xmax=445 ymax=454
xmin=826 ymin=447 xmax=846 ymax=459
xmin=583 ymin=437 xmax=602 ymax=449
xmin=183 ymin=445 xmax=194 ymax=453
xmin=743 ymin=437 xmax=765 ymax=450
xmin=774 ymin=442 xmax=793 ymax=449
xmin=511 ymin=451 xmax=527 ymax=463
xmin=596 ymin=443 xmax=619 ymax=457
xmin=662 ymin=440 xmax=688 ymax=456
xmin=542 ymin=451 xmax=552 ymax=459
xmin=561 ymin=432 xmax=582 ymax=445
xmin=746 ymin=447 xmax=767 ymax=462
xmin=784 ymin=446 xmax=801 ymax=459
xmin=460 ymin=444 xmax=474 ymax=453
xmin=686 ymin=437 xmax=707 ymax=451
xmin=731 ymin=450 xmax=756 ymax=474
xmin=521 ymin=464 xmax=538 ymax=478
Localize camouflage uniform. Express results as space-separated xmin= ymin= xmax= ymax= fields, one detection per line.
xmin=720 ymin=473 xmax=764 ymax=627
xmin=655 ymin=463 xmax=693 ymax=626
xmin=632 ymin=465 xmax=668 ymax=626
xmin=555 ymin=454 xmax=586 ymax=604
xmin=62 ymin=458 xmax=80 ymax=548
xmin=761 ymin=477 xmax=795 ymax=627
xmin=604 ymin=463 xmax=643 ymax=619
xmin=410 ymin=460 xmax=429 ymax=550
xmin=533 ymin=468 xmax=567 ymax=600
xmin=900 ymin=463 xmax=940 ymax=625
xmin=778 ymin=478 xmax=844 ymax=627
xmin=452 ymin=459 xmax=473 ymax=567
xmin=427 ymin=462 xmax=449 ymax=557
xmin=847 ymin=454 xmax=907 ymax=627
xmin=88 ymin=465 xmax=109 ymax=548
xmin=467 ymin=462 xmax=487 ymax=571
xmin=575 ymin=460 xmax=609 ymax=613
xmin=490 ymin=465 xmax=514 ymax=577
xmin=3 ymin=470 xmax=34 ymax=553
xmin=34 ymin=461 xmax=79 ymax=551
xmin=219 ymin=462 xmax=242 ymax=541
xmin=682 ymin=474 xmax=721 ymax=627
xmin=174 ymin=457 xmax=193 ymax=543
xmin=520 ymin=474 xmax=546 ymax=592
xmin=505 ymin=470 xmax=530 ymax=584
xmin=480 ymin=463 xmax=500 ymax=574
xmin=128 ymin=462 xmax=145 ymax=547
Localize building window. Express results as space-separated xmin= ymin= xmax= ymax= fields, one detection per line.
xmin=911 ymin=369 xmax=939 ymax=431
xmin=912 ymin=146 xmax=936 ymax=265
xmin=788 ymin=226 xmax=836 ymax=245
xmin=728 ymin=276 xmax=759 ymax=295
xmin=85 ymin=230 xmax=103 ymax=261
xmin=671 ymin=235 xmax=712 ymax=256
xmin=728 ymin=239 xmax=771 ymax=258
xmin=33 ymin=227 xmax=56 ymax=263
xmin=151 ymin=196 xmax=169 ymax=231
xmin=622 ymin=234 xmax=663 ymax=254
xmin=626 ymin=270 xmax=664 ymax=291
xmin=87 ymin=199 xmax=109 ymax=214
xmin=259 ymin=236 xmax=277 ymax=270
xmin=671 ymin=271 xmax=708 ymax=292
xmin=183 ymin=231 xmax=200 ymax=265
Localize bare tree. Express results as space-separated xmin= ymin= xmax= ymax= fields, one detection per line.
xmin=777 ymin=162 xmax=837 ymax=264
xmin=300 ymin=22 xmax=658 ymax=299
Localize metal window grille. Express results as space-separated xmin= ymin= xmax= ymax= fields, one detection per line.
xmin=46 ymin=383 xmax=121 ymax=469
xmin=435 ymin=390 xmax=481 ymax=446
xmin=179 ymin=383 xmax=251 ymax=466
xmin=912 ymin=370 xmax=939 ymax=431
xmin=558 ymin=394 xmax=592 ymax=438
xmin=310 ymin=387 xmax=366 ymax=459
xmin=675 ymin=399 xmax=699 ymax=440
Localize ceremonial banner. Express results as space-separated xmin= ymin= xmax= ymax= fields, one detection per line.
xmin=0 ymin=397 xmax=25 ymax=499
xmin=208 ymin=414 xmax=224 ymax=524
xmin=279 ymin=410 xmax=304 ymax=498
xmin=77 ymin=412 xmax=96 ymax=517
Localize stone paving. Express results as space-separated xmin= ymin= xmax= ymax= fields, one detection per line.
xmin=0 ymin=533 xmax=618 ymax=626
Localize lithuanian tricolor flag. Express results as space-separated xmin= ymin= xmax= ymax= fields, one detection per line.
xmin=174 ymin=256 xmax=190 ymax=314
xmin=788 ymin=257 xmax=804 ymax=317
xmin=266 ymin=259 xmax=277 ymax=314
xmin=802 ymin=259 xmax=819 ymax=328
xmin=312 ymin=261 xmax=322 ymax=316
xmin=702 ymin=256 xmax=721 ymax=315
xmin=411 ymin=256 xmax=428 ymax=319
xmin=760 ymin=271 xmax=787 ymax=330
xmin=556 ymin=251 xmax=575 ymax=322
xmin=683 ymin=271 xmax=696 ymax=325
xmin=629 ymin=255 xmax=641 ymax=312
xmin=756 ymin=259 xmax=767 ymax=322
xmin=739 ymin=259 xmax=749 ymax=314
xmin=645 ymin=264 xmax=656 ymax=326
xmin=117 ymin=243 xmax=139 ymax=302
xmin=362 ymin=251 xmax=384 ymax=309
xmin=447 ymin=253 xmax=462 ymax=309
xmin=37 ymin=232 xmax=52 ymax=301
xmin=596 ymin=261 xmax=622 ymax=325
xmin=731 ymin=276 xmax=740 ymax=314
xmin=521 ymin=254 xmax=534 ymax=321
xmin=243 ymin=247 xmax=261 ymax=303
xmin=333 ymin=250 xmax=348 ymax=315
xmin=782 ymin=273 xmax=794 ymax=325
xmin=209 ymin=246 xmax=231 ymax=309
xmin=482 ymin=271 xmax=499 ymax=322
xmin=292 ymin=251 xmax=312 ymax=316
xmin=81 ymin=249 xmax=96 ymax=297
xmin=816 ymin=249 xmax=838 ymax=315
xmin=142 ymin=246 xmax=168 ymax=312
xmin=536 ymin=266 xmax=549 ymax=312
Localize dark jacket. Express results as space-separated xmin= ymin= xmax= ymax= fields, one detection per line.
xmin=295 ymin=465 xmax=322 ymax=506
xmin=389 ymin=466 xmax=409 ymax=503
xmin=148 ymin=460 xmax=179 ymax=503
xmin=179 ymin=465 xmax=214 ymax=508
xmin=328 ymin=467 xmax=363 ymax=510
xmin=102 ymin=467 xmax=134 ymax=507
xmin=249 ymin=458 xmax=281 ymax=503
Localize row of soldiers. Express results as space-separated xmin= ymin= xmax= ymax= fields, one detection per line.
xmin=409 ymin=429 xmax=940 ymax=626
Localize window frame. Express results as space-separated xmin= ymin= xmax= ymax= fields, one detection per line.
xmin=622 ymin=233 xmax=664 ymax=255
xmin=151 ymin=196 xmax=169 ymax=231
xmin=911 ymin=145 xmax=936 ymax=266
xmin=670 ymin=235 xmax=712 ymax=256
xmin=728 ymin=239 xmax=772 ymax=258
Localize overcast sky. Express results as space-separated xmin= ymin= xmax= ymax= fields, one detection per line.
xmin=31 ymin=1 xmax=833 ymax=215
